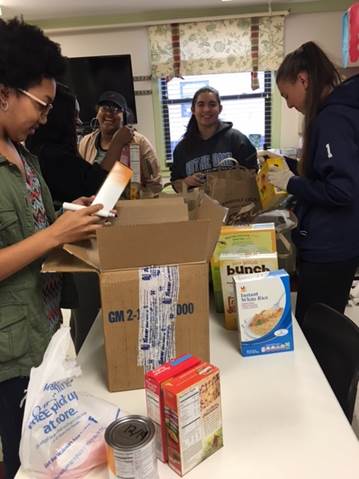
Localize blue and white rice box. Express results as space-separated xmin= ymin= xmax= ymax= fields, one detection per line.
xmin=233 ymin=269 xmax=294 ymax=357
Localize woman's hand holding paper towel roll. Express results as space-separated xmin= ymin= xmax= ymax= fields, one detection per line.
xmin=48 ymin=203 xmax=104 ymax=246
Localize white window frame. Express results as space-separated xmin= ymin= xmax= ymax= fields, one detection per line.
xmin=160 ymin=71 xmax=272 ymax=165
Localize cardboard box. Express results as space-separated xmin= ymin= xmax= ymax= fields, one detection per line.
xmin=233 ymin=269 xmax=294 ymax=357
xmin=43 ymin=196 xmax=226 ymax=392
xmin=219 ymin=252 xmax=278 ymax=330
xmin=163 ymin=361 xmax=223 ymax=476
xmin=210 ymin=223 xmax=276 ymax=313
xmin=145 ymin=354 xmax=201 ymax=462
xmin=256 ymin=153 xmax=288 ymax=210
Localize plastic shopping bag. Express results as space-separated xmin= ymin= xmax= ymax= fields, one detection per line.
xmin=19 ymin=326 xmax=123 ymax=478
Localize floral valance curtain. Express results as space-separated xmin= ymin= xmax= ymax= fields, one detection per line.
xmin=148 ymin=15 xmax=284 ymax=81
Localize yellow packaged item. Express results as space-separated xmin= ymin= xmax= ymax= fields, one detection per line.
xmin=211 ymin=223 xmax=276 ymax=313
xmin=256 ymin=152 xmax=288 ymax=210
xmin=219 ymin=252 xmax=278 ymax=329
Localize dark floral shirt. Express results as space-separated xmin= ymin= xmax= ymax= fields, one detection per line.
xmin=22 ymin=155 xmax=62 ymax=331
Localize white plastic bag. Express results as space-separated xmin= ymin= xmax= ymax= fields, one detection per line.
xmin=19 ymin=326 xmax=123 ymax=478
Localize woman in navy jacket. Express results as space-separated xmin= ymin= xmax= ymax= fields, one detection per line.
xmin=268 ymin=41 xmax=359 ymax=325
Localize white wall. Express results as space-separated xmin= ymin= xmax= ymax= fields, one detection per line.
xmin=49 ymin=27 xmax=155 ymax=146
xmin=49 ymin=10 xmax=347 ymax=153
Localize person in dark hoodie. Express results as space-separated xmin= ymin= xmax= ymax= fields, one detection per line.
xmin=26 ymin=84 xmax=133 ymax=208
xmin=26 ymin=84 xmax=133 ymax=352
xmin=170 ymin=86 xmax=257 ymax=190
xmin=268 ymin=41 xmax=359 ymax=326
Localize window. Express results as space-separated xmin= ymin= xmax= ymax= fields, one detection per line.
xmin=160 ymin=71 xmax=272 ymax=165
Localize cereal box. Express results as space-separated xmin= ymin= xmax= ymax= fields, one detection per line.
xmin=233 ymin=269 xmax=294 ymax=357
xmin=256 ymin=152 xmax=288 ymax=210
xmin=219 ymin=252 xmax=278 ymax=330
xmin=211 ymin=223 xmax=276 ymax=313
xmin=163 ymin=361 xmax=223 ymax=476
xmin=145 ymin=354 xmax=201 ymax=462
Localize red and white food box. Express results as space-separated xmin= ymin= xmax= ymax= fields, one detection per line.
xmin=145 ymin=354 xmax=201 ymax=462
xmin=162 ymin=361 xmax=223 ymax=476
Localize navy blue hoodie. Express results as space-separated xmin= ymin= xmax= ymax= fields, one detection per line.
xmin=287 ymin=74 xmax=359 ymax=262
xmin=170 ymin=121 xmax=257 ymax=182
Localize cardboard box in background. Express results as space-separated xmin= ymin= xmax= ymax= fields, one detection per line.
xmin=211 ymin=223 xmax=276 ymax=313
xmin=219 ymin=252 xmax=278 ymax=330
xmin=233 ymin=269 xmax=294 ymax=357
xmin=43 ymin=196 xmax=226 ymax=392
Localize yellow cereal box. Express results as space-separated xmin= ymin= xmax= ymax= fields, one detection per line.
xmin=219 ymin=252 xmax=278 ymax=329
xmin=211 ymin=223 xmax=276 ymax=313
xmin=256 ymin=153 xmax=288 ymax=210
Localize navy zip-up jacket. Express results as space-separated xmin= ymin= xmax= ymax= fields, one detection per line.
xmin=287 ymin=74 xmax=359 ymax=262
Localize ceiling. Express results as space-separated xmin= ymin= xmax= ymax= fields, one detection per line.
xmin=0 ymin=0 xmax=320 ymax=21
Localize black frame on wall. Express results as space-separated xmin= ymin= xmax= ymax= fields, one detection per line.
xmin=63 ymin=54 xmax=137 ymax=129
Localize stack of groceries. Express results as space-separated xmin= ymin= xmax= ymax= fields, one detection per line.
xmin=145 ymin=355 xmax=223 ymax=476
xmin=20 ymin=326 xmax=222 ymax=478
xmin=211 ymin=222 xmax=294 ymax=357
xmin=101 ymin=355 xmax=223 ymax=478
xmin=48 ymin=154 xmax=295 ymax=478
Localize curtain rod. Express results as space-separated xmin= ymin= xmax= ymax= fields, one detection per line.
xmin=45 ymin=9 xmax=289 ymax=35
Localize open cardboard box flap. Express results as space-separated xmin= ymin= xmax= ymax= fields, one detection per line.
xmin=114 ymin=197 xmax=188 ymax=225
xmin=42 ymin=246 xmax=96 ymax=273
xmin=42 ymin=195 xmax=226 ymax=273
xmin=193 ymin=195 xmax=228 ymax=257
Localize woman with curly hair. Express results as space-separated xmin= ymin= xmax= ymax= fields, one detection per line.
xmin=0 ymin=18 xmax=104 ymax=478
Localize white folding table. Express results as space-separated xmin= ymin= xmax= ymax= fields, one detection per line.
xmin=16 ymin=308 xmax=359 ymax=478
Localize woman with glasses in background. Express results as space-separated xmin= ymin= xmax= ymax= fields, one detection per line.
xmin=79 ymin=90 xmax=162 ymax=195
xmin=25 ymin=84 xmax=132 ymax=208
xmin=0 ymin=18 xmax=105 ymax=479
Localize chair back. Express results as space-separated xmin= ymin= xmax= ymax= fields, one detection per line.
xmin=303 ymin=303 xmax=359 ymax=422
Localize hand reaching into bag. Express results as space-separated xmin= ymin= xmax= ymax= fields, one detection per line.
xmin=184 ymin=173 xmax=207 ymax=187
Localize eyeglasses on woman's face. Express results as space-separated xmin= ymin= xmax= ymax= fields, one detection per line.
xmin=17 ymin=88 xmax=53 ymax=118
xmin=98 ymin=104 xmax=123 ymax=115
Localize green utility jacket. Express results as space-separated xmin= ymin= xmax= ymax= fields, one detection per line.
xmin=0 ymin=145 xmax=57 ymax=382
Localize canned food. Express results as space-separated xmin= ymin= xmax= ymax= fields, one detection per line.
xmin=105 ymin=415 xmax=158 ymax=479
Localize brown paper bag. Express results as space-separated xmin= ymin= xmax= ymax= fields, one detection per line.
xmin=204 ymin=164 xmax=260 ymax=224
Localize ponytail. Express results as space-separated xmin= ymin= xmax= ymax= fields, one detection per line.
xmin=277 ymin=41 xmax=341 ymax=175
